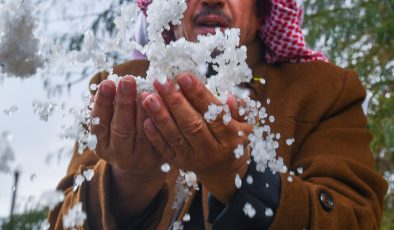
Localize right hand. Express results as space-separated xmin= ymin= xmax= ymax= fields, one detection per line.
xmin=90 ymin=76 xmax=166 ymax=220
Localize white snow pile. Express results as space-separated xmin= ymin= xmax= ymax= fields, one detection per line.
xmin=0 ymin=0 xmax=43 ymax=78
xmin=62 ymin=202 xmax=87 ymax=229
xmin=0 ymin=131 xmax=15 ymax=173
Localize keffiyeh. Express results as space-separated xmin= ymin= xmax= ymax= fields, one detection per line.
xmin=135 ymin=0 xmax=328 ymax=63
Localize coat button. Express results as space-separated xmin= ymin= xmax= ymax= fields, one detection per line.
xmin=319 ymin=191 xmax=334 ymax=212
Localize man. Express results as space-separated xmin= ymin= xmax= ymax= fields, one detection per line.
xmin=49 ymin=0 xmax=388 ymax=229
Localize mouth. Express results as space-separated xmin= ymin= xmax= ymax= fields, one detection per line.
xmin=194 ymin=14 xmax=231 ymax=33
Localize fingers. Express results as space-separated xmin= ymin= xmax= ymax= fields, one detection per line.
xmin=144 ymin=118 xmax=176 ymax=162
xmin=110 ymin=76 xmax=137 ymax=149
xmin=143 ymin=93 xmax=194 ymax=160
xmin=176 ymin=73 xmax=220 ymax=114
xmin=91 ymin=80 xmax=116 ymax=155
xmin=152 ymin=79 xmax=217 ymax=147
xmin=136 ymin=92 xmax=150 ymax=138
xmin=175 ymin=73 xmax=249 ymax=136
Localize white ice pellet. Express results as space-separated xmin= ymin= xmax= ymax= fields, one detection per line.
xmin=73 ymin=174 xmax=85 ymax=192
xmin=243 ymin=203 xmax=256 ymax=218
xmin=86 ymin=134 xmax=97 ymax=151
xmin=286 ymin=138 xmax=295 ymax=146
xmin=183 ymin=171 xmax=197 ymax=188
xmin=246 ymin=175 xmax=254 ymax=184
xmin=238 ymin=131 xmax=244 ymax=136
xmin=266 ymin=99 xmax=271 ymax=104
xmin=266 ymin=183 xmax=270 ymax=188
xmin=83 ymin=169 xmax=94 ymax=181
xmin=91 ymin=117 xmax=100 ymax=126
xmin=239 ymin=108 xmax=246 ymax=116
xmin=235 ymin=174 xmax=242 ymax=188
xmin=161 ymin=163 xmax=171 ymax=173
xmin=223 ymin=113 xmax=232 ymax=125
xmin=287 ymin=176 xmax=293 ymax=182
xmin=269 ymin=115 xmax=275 ymax=123
xmin=259 ymin=78 xmax=266 ymax=85
xmin=234 ymin=144 xmax=244 ymax=159
xmin=62 ymin=202 xmax=87 ymax=229
xmin=297 ymin=167 xmax=304 ymax=175
xmin=204 ymin=103 xmax=223 ymax=122
xmin=89 ymin=84 xmax=98 ymax=91
xmin=183 ymin=213 xmax=191 ymax=222
xmin=172 ymin=221 xmax=183 ymax=230
xmin=265 ymin=208 xmax=273 ymax=217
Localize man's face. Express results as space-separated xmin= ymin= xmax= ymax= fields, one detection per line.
xmin=174 ymin=0 xmax=262 ymax=45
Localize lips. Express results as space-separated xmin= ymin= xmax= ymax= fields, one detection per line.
xmin=195 ymin=14 xmax=230 ymax=29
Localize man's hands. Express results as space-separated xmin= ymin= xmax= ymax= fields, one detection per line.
xmin=90 ymin=72 xmax=251 ymax=224
xmin=142 ymin=73 xmax=252 ymax=203
xmin=91 ymin=76 xmax=166 ymax=224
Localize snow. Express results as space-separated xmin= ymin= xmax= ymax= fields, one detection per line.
xmin=246 ymin=175 xmax=254 ymax=185
xmin=286 ymin=138 xmax=295 ymax=146
xmin=32 ymin=100 xmax=57 ymax=122
xmin=265 ymin=208 xmax=273 ymax=217
xmin=235 ymin=174 xmax=242 ymax=189
xmin=62 ymin=202 xmax=87 ymax=229
xmin=39 ymin=190 xmax=65 ymax=210
xmin=182 ymin=213 xmax=191 ymax=222
xmin=161 ymin=163 xmax=171 ymax=173
xmin=0 ymin=0 xmax=43 ymax=78
xmin=82 ymin=169 xmax=94 ymax=181
xmin=234 ymin=144 xmax=245 ymax=159
xmin=243 ymin=202 xmax=256 ymax=218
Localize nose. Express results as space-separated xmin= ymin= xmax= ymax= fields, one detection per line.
xmin=201 ymin=0 xmax=225 ymax=8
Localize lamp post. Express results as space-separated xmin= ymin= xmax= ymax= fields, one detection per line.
xmin=9 ymin=169 xmax=20 ymax=223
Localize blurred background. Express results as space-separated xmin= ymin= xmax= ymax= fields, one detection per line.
xmin=0 ymin=0 xmax=393 ymax=229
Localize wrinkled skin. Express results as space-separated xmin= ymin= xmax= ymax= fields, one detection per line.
xmin=143 ymin=73 xmax=252 ymax=203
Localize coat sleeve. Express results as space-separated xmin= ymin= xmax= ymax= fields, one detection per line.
xmin=269 ymin=70 xmax=388 ymax=230
xmin=48 ymin=146 xmax=168 ymax=230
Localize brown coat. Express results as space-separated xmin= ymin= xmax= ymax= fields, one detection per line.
xmin=49 ymin=60 xmax=388 ymax=229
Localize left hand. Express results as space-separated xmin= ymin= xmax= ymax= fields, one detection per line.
xmin=142 ymin=73 xmax=252 ymax=203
